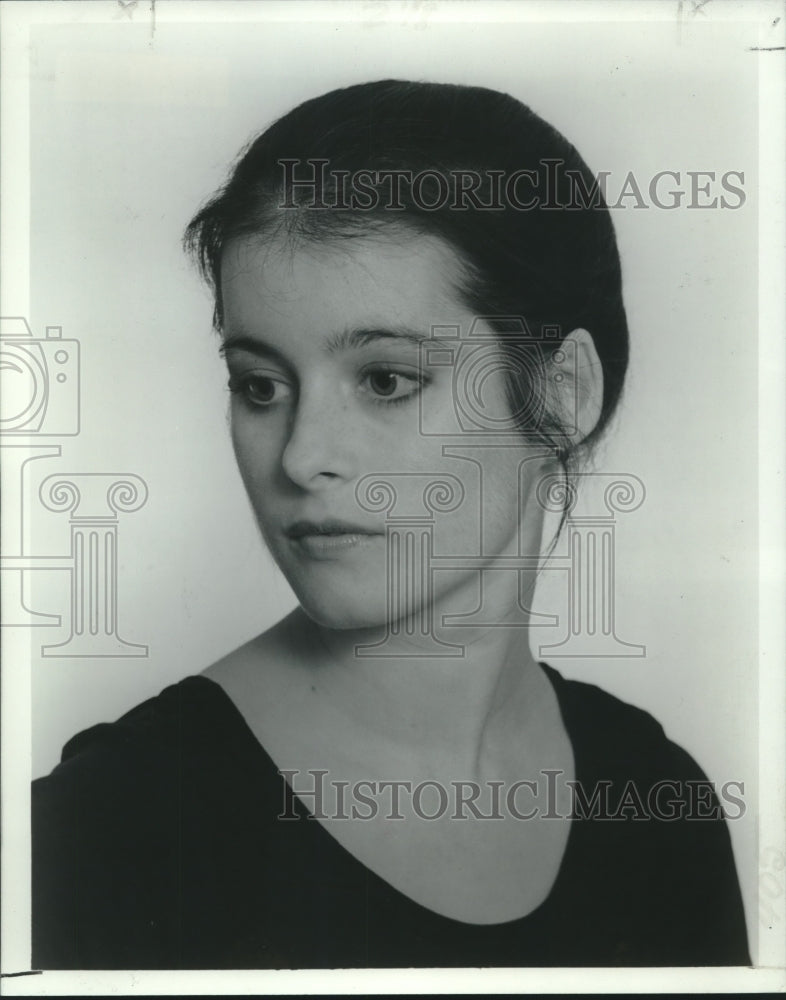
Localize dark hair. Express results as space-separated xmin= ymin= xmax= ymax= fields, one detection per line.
xmin=184 ymin=79 xmax=628 ymax=483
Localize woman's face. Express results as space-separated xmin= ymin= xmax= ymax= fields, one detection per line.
xmin=220 ymin=228 xmax=549 ymax=630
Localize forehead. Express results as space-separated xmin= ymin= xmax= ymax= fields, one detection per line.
xmin=219 ymin=228 xmax=470 ymax=337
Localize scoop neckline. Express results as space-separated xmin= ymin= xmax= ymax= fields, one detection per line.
xmin=177 ymin=662 xmax=584 ymax=930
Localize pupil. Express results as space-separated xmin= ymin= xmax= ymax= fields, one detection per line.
xmin=251 ymin=378 xmax=274 ymax=402
xmin=372 ymin=372 xmax=397 ymax=396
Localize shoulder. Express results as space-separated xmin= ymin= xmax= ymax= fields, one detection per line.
xmin=31 ymin=674 xmax=274 ymax=968
xmin=31 ymin=673 xmax=264 ymax=842
xmin=542 ymin=662 xmax=666 ymax=740
xmin=541 ymin=662 xmax=708 ymax=785
xmin=39 ymin=675 xmax=233 ymax=782
xmin=542 ymin=665 xmax=751 ymax=965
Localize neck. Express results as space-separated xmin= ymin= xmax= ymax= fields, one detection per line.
xmin=292 ymin=568 xmax=549 ymax=777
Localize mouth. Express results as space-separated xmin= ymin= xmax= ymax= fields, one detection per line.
xmin=285 ymin=519 xmax=385 ymax=558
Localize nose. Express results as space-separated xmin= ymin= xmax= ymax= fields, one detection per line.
xmin=281 ymin=386 xmax=356 ymax=489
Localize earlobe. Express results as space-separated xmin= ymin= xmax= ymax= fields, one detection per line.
xmin=553 ymin=328 xmax=604 ymax=447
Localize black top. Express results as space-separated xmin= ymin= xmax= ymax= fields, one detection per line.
xmin=32 ymin=664 xmax=750 ymax=969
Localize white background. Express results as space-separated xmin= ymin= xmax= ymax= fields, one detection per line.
xmin=3 ymin=0 xmax=785 ymax=988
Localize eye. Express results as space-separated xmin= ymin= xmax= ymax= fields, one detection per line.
xmin=361 ymin=366 xmax=426 ymax=406
xmin=369 ymin=371 xmax=399 ymax=397
xmin=228 ymin=373 xmax=293 ymax=409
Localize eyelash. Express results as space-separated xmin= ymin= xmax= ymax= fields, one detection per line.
xmin=226 ymin=367 xmax=429 ymax=410
xmin=360 ymin=365 xmax=429 ymax=408
xmin=227 ymin=374 xmax=287 ymax=408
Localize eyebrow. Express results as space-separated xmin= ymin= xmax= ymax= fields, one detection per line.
xmin=219 ymin=334 xmax=284 ymax=363
xmin=219 ymin=326 xmax=430 ymax=360
xmin=325 ymin=326 xmax=429 ymax=352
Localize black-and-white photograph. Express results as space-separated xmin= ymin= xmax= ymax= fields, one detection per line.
xmin=1 ymin=0 xmax=784 ymax=994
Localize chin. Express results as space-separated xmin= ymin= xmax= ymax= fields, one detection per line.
xmin=294 ymin=589 xmax=390 ymax=632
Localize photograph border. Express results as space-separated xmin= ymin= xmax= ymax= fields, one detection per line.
xmin=1 ymin=1 xmax=784 ymax=994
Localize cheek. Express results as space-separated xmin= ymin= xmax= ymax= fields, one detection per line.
xmin=483 ymin=485 xmax=523 ymax=539
xmin=230 ymin=414 xmax=281 ymax=506
xmin=442 ymin=453 xmax=541 ymax=554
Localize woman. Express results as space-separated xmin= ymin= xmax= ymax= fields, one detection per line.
xmin=32 ymin=80 xmax=750 ymax=969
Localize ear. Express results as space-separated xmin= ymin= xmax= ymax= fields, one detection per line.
xmin=549 ymin=328 xmax=604 ymax=447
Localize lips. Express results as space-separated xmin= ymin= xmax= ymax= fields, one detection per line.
xmin=285 ymin=518 xmax=383 ymax=540
xmin=284 ymin=518 xmax=385 ymax=559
